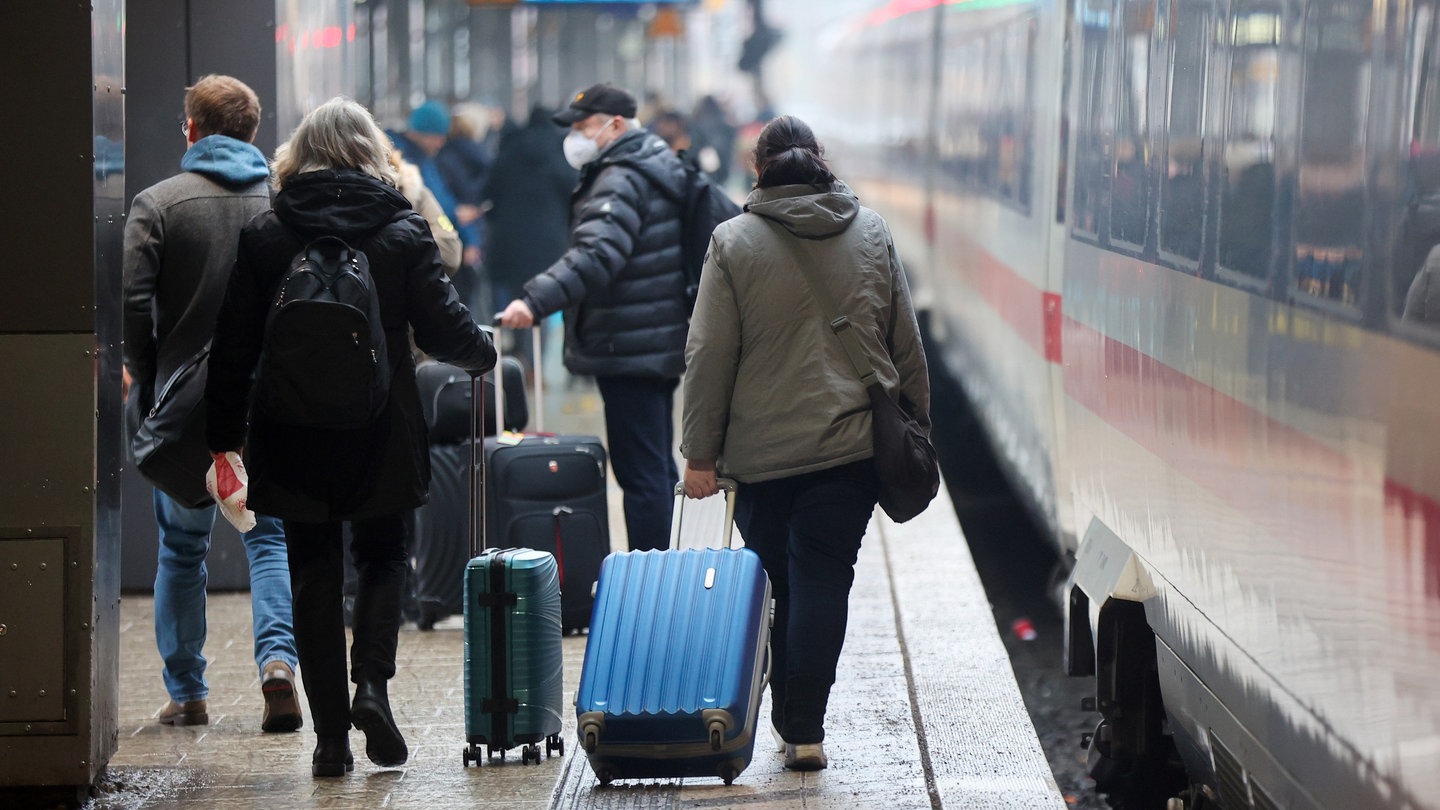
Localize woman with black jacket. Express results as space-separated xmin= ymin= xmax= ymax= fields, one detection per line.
xmin=205 ymin=97 xmax=495 ymax=777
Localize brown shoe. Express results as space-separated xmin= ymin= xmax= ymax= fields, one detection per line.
xmin=260 ymin=661 xmax=304 ymax=733
xmin=158 ymin=698 xmax=208 ymax=727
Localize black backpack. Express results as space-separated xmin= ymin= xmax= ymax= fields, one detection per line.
xmin=624 ymin=151 xmax=742 ymax=310
xmin=255 ymin=233 xmax=392 ymax=430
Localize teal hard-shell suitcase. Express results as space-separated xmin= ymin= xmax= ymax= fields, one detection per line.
xmin=459 ymin=353 xmax=566 ymax=766
xmin=462 ymin=547 xmax=565 ymax=764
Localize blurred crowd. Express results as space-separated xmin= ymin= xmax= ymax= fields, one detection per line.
xmin=384 ymin=91 xmax=757 ymax=334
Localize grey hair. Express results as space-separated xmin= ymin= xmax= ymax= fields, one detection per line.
xmin=272 ymin=96 xmax=399 ymax=190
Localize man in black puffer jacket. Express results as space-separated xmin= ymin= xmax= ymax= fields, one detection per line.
xmin=498 ymin=83 xmax=689 ymax=552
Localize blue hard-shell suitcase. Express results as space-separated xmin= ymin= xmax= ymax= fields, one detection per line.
xmin=575 ymin=480 xmax=771 ymax=785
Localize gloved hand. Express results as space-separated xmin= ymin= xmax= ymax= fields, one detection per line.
xmin=206 ymin=450 xmax=257 ymax=533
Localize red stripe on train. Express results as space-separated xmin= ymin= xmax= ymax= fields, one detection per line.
xmin=954 ymin=238 xmax=1440 ymax=600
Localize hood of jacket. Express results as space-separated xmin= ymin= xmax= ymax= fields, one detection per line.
xmin=274 ymin=169 xmax=412 ymax=239
xmin=744 ymin=181 xmax=860 ymax=240
xmin=591 ymin=128 xmax=687 ymax=201
xmin=180 ymin=135 xmax=270 ymax=186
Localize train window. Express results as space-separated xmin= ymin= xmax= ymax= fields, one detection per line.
xmin=938 ymin=29 xmax=984 ymax=188
xmin=1396 ymin=3 xmax=1440 ymax=324
xmin=1158 ymin=0 xmax=1211 ymax=263
xmin=996 ymin=19 xmax=1036 ymax=209
xmin=1292 ymin=0 xmax=1370 ymax=309
xmin=1216 ymin=0 xmax=1281 ymax=284
xmin=937 ymin=12 xmax=1037 ymax=212
xmin=1110 ymin=0 xmax=1155 ymax=247
xmin=1073 ymin=0 xmax=1116 ymax=238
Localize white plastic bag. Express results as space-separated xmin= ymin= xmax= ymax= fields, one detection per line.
xmin=206 ymin=451 xmax=257 ymax=533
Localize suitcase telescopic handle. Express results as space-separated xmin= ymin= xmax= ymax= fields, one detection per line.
xmin=670 ymin=478 xmax=738 ymax=550
xmin=490 ymin=316 xmax=545 ymax=435
xmin=470 ymin=367 xmax=483 ymax=557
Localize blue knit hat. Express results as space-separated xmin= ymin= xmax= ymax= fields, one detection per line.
xmin=409 ymin=100 xmax=450 ymax=135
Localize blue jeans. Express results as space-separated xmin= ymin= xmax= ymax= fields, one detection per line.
xmin=152 ymin=489 xmax=297 ymax=702
xmin=734 ymin=459 xmax=879 ymax=744
xmin=596 ymin=375 xmax=680 ymax=552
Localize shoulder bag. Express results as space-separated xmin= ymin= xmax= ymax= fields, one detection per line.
xmin=790 ymin=245 xmax=940 ymax=523
xmin=130 ymin=344 xmax=214 ymax=508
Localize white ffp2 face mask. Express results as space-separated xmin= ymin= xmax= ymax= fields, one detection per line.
xmin=562 ymin=118 xmax=617 ymax=170
xmin=563 ymin=130 xmax=600 ymax=170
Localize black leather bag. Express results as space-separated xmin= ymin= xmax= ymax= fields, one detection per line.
xmin=865 ymin=381 xmax=939 ymax=524
xmin=130 ymin=346 xmax=213 ymax=508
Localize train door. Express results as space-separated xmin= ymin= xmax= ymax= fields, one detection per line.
xmin=1043 ymin=0 xmax=1078 ymax=551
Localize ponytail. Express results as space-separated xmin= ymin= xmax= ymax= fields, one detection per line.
xmin=752 ymin=115 xmax=834 ymax=189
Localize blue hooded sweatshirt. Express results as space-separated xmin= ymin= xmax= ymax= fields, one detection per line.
xmin=180 ymin=134 xmax=270 ymax=186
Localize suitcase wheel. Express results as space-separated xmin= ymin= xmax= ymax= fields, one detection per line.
xmin=594 ymin=765 xmax=616 ymax=786
xmin=521 ymin=744 xmax=540 ymax=765
xmin=461 ymin=745 xmax=477 ymax=767
xmin=718 ymin=762 xmax=739 ymax=786
xmin=546 ymin=734 xmax=564 ymax=757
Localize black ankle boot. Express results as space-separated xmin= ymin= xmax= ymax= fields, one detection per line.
xmin=312 ymin=734 xmax=354 ymax=777
xmin=351 ymin=680 xmax=408 ymax=767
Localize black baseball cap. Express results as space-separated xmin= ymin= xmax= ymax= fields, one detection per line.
xmin=552 ymin=84 xmax=638 ymax=126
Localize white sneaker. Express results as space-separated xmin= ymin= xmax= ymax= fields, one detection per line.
xmin=783 ymin=742 xmax=828 ymax=771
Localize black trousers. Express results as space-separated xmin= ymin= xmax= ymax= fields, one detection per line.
xmin=595 ymin=375 xmax=680 ymax=552
xmin=734 ymin=459 xmax=879 ymax=744
xmin=284 ymin=514 xmax=408 ymax=736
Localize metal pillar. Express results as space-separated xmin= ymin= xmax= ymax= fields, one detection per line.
xmin=0 ymin=0 xmax=124 ymax=801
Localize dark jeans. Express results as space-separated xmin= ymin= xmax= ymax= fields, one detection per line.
xmin=595 ymin=375 xmax=680 ymax=552
xmin=735 ymin=459 xmax=879 ymax=744
xmin=284 ymin=514 xmax=408 ymax=736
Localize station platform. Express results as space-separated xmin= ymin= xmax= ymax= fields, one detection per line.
xmin=86 ymin=336 xmax=1065 ymax=810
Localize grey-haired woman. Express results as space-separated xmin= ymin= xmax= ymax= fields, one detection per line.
xmin=206 ymin=96 xmax=494 ymax=777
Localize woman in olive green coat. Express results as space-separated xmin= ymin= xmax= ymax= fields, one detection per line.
xmin=681 ymin=115 xmax=931 ymax=771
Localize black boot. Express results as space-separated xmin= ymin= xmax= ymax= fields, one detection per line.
xmin=312 ymin=734 xmax=354 ymax=777
xmin=351 ymin=679 xmax=407 ymax=767
xmin=349 ymin=518 xmax=410 ymax=767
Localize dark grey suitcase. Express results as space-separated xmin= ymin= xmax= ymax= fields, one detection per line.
xmin=481 ymin=326 xmax=609 ymax=633
xmin=411 ymin=356 xmax=528 ymax=628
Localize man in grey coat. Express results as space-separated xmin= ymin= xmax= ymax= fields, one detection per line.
xmin=498 ymin=84 xmax=691 ymax=552
xmin=123 ymin=74 xmax=301 ymax=733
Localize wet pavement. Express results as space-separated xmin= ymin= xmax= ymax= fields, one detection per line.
xmin=84 ymin=480 xmax=1064 ymax=809
xmin=69 ymin=328 xmax=1065 ymax=810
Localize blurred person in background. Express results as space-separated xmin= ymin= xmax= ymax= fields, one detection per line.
xmin=389 ymin=147 xmax=462 ymax=276
xmin=389 ymin=101 xmax=482 ymax=272
xmin=439 ymin=101 xmax=492 ymax=266
xmin=481 ymin=104 xmax=578 ymax=365
xmin=689 ymin=94 xmax=738 ymax=187
xmin=650 ymin=109 xmax=691 ymax=153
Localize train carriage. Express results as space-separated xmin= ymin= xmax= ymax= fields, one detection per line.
xmin=800 ymin=0 xmax=1440 ymax=806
